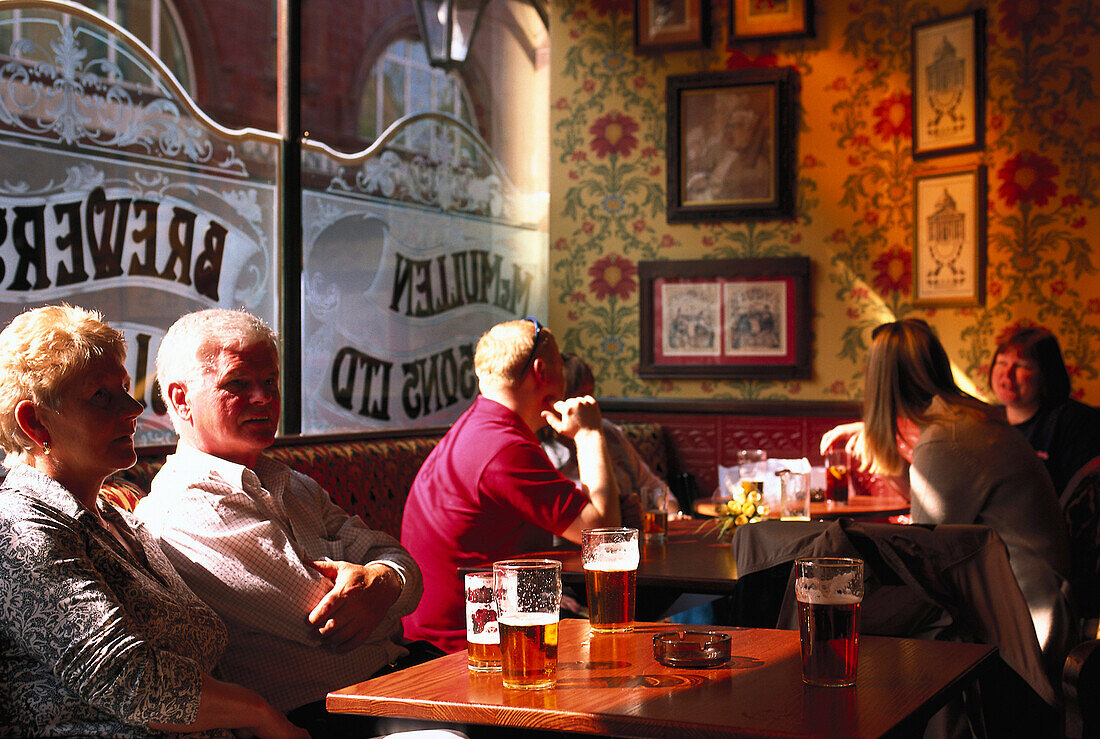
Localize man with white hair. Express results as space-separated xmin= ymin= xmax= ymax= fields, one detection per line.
xmin=400 ymin=318 xmax=628 ymax=653
xmin=133 ymin=309 xmax=427 ymax=734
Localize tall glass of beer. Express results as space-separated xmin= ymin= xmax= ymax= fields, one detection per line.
xmin=581 ymin=527 xmax=639 ymax=633
xmin=795 ymin=557 xmax=864 ymax=687
xmin=493 ymin=559 xmax=561 ymax=689
xmin=465 ymin=571 xmax=501 ymax=672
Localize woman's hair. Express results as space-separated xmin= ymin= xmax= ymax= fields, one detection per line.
xmin=988 ymin=327 xmax=1071 ymax=408
xmin=862 ymin=319 xmax=991 ymax=475
xmin=0 ymin=304 xmax=127 ymax=464
xmin=561 ymin=353 xmax=596 ymax=398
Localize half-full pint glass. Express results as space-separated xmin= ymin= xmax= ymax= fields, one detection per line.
xmin=795 ymin=558 xmax=864 ymax=687
xmin=465 ymin=572 xmax=501 ymax=672
xmin=581 ymin=527 xmax=639 ymax=632
xmin=493 ymin=559 xmax=561 ymax=689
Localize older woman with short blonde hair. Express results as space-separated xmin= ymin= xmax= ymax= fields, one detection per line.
xmin=0 ymin=304 xmax=303 ymax=738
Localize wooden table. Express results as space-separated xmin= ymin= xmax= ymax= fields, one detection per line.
xmin=328 ymin=619 xmax=997 ymax=738
xmin=503 ymin=517 xmax=740 ymax=596
xmin=694 ymin=494 xmax=911 ymax=521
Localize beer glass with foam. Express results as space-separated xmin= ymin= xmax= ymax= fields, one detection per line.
xmin=464 ymin=571 xmax=501 ymax=672
xmin=493 ymin=559 xmax=562 ymax=689
xmin=794 ymin=557 xmax=864 ymax=687
xmin=581 ymin=527 xmax=639 ymax=632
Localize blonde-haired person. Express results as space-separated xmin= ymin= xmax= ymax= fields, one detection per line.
xmin=0 ymin=305 xmax=304 ymax=738
xmin=820 ymin=319 xmax=1074 ymax=676
xmin=402 ymin=318 xmax=625 ymax=653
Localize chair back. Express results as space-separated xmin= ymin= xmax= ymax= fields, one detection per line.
xmin=1062 ymin=455 xmax=1100 ymax=621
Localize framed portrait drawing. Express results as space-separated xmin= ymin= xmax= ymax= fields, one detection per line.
xmin=730 ymin=0 xmax=814 ymax=41
xmin=911 ymin=10 xmax=985 ymax=159
xmin=638 ymin=257 xmax=811 ymax=379
xmin=666 ymin=68 xmax=797 ymax=222
xmin=913 ymin=166 xmax=986 ymax=307
xmin=634 ymin=0 xmax=709 ymax=53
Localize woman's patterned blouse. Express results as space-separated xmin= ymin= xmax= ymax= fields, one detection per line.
xmin=0 ymin=464 xmax=229 ymax=737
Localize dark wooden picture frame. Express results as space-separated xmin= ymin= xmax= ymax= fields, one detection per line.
xmin=639 ymin=257 xmax=811 ymax=379
xmin=634 ymin=0 xmax=709 ymax=53
xmin=730 ymin=0 xmax=814 ymax=41
xmin=911 ymin=10 xmax=985 ymax=160
xmin=912 ymin=165 xmax=987 ymax=307
xmin=666 ymin=68 xmax=797 ymax=223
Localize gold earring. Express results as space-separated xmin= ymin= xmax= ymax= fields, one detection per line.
xmin=42 ymin=441 xmax=51 ymax=454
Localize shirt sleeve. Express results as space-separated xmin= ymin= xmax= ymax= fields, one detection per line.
xmin=296 ymin=471 xmax=423 ymax=618
xmin=141 ymin=475 xmax=336 ymax=649
xmin=0 ymin=503 xmax=203 ymax=725
xmin=480 ymin=439 xmax=589 ymax=536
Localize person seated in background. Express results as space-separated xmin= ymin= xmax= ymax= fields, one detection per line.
xmin=538 ymin=353 xmax=680 ymax=522
xmin=821 ymin=319 xmax=1074 ymax=677
xmin=133 ymin=309 xmax=427 ymax=736
xmin=0 ymin=305 xmax=302 ymax=738
xmin=401 ymin=319 xmax=631 ymax=653
xmin=989 ymin=326 xmax=1100 ymax=496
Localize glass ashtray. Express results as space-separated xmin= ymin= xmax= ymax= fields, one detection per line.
xmin=652 ymin=630 xmax=732 ymax=668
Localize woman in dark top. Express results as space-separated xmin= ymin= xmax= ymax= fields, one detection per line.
xmin=989 ymin=327 xmax=1100 ymax=496
xmin=822 ymin=319 xmax=1074 ymax=675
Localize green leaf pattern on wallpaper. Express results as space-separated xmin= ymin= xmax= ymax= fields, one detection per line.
xmin=551 ymin=0 xmax=1100 ymax=403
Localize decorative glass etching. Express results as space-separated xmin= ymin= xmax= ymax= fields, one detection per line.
xmin=0 ymin=2 xmax=281 ymax=446
xmin=300 ymin=113 xmax=548 ymax=432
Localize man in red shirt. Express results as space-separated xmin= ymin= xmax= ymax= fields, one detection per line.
xmin=401 ymin=318 xmax=626 ymax=652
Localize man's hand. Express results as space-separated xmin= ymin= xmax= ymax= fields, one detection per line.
xmin=307 ymin=560 xmax=402 ymax=653
xmin=542 ymin=395 xmax=602 ymax=440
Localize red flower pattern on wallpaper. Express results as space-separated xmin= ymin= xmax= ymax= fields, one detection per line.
xmin=872 ymin=92 xmax=911 ymax=141
xmin=871 ymin=245 xmax=911 ymax=294
xmin=997 ymin=151 xmax=1059 ymax=207
xmin=588 ymin=255 xmax=637 ymax=300
xmin=998 ymin=0 xmax=1060 ymax=39
xmin=589 ymin=112 xmax=639 ymax=158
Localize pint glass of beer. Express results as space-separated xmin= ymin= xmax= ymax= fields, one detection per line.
xmin=795 ymin=557 xmax=864 ymax=687
xmin=493 ymin=559 xmax=561 ymax=689
xmin=465 ymin=572 xmax=501 ymax=672
xmin=581 ymin=527 xmax=639 ymax=633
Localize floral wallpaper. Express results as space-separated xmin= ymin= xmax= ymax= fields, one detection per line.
xmin=548 ymin=0 xmax=1100 ymax=405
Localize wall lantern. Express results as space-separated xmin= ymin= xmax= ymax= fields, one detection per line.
xmin=413 ymin=0 xmax=491 ymax=71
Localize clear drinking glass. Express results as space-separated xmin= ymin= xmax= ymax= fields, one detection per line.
xmin=825 ymin=449 xmax=851 ymax=503
xmin=581 ymin=527 xmax=639 ymax=633
xmin=493 ymin=559 xmax=561 ymax=689
xmin=795 ymin=557 xmax=864 ymax=687
xmin=464 ymin=571 xmax=501 ymax=672
xmin=737 ymin=449 xmax=768 ymax=496
xmin=778 ymin=469 xmax=811 ymax=521
xmin=640 ymin=487 xmax=669 ymax=543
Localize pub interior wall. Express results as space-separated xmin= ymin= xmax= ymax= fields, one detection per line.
xmin=549 ymin=0 xmax=1100 ymax=405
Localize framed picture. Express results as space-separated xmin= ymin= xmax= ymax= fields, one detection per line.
xmin=638 ymin=257 xmax=811 ymax=379
xmin=730 ymin=0 xmax=814 ymax=41
xmin=913 ymin=166 xmax=986 ymax=307
xmin=666 ymin=68 xmax=797 ymax=222
xmin=911 ymin=10 xmax=985 ymax=160
xmin=634 ymin=0 xmax=709 ymax=53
